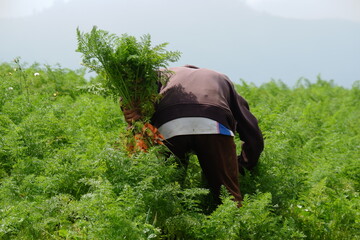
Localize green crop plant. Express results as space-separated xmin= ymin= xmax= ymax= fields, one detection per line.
xmin=76 ymin=27 xmax=182 ymax=153
xmin=0 ymin=61 xmax=359 ymax=239
xmin=76 ymin=26 xmax=181 ymax=119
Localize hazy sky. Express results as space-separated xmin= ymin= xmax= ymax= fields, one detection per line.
xmin=1 ymin=0 xmax=359 ymax=88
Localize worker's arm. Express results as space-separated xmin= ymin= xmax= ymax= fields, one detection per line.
xmin=229 ymin=85 xmax=264 ymax=171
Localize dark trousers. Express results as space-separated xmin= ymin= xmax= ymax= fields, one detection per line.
xmin=164 ymin=134 xmax=242 ymax=204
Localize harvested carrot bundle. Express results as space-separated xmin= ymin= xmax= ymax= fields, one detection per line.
xmin=126 ymin=122 xmax=164 ymax=153
xmin=76 ymin=26 xmax=181 ymax=153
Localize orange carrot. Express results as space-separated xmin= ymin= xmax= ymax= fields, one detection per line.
xmin=126 ymin=122 xmax=164 ymax=154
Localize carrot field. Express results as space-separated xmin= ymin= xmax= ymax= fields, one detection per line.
xmin=0 ymin=61 xmax=359 ymax=239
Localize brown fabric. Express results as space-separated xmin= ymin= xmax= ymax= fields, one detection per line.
xmin=153 ymin=66 xmax=236 ymax=130
xmin=151 ymin=65 xmax=264 ymax=170
xmin=164 ymin=134 xmax=242 ymax=204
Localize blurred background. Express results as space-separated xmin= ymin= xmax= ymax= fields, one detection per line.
xmin=1 ymin=0 xmax=359 ymax=88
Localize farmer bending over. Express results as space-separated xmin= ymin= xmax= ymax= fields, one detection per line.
xmin=123 ymin=65 xmax=264 ymax=206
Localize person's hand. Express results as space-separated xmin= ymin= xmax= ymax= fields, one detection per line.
xmin=238 ymin=162 xmax=246 ymax=176
xmin=238 ymin=145 xmax=249 ymax=175
xmin=119 ymin=97 xmax=142 ymax=124
xmin=238 ymin=148 xmax=258 ymax=175
xmin=123 ymin=108 xmax=142 ymax=124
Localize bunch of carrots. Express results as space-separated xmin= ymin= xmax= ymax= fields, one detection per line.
xmin=126 ymin=122 xmax=164 ymax=153
xmin=76 ymin=26 xmax=181 ymax=153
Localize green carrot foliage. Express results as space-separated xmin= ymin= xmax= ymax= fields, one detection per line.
xmin=76 ymin=26 xmax=181 ymax=119
xmin=0 ymin=61 xmax=359 ymax=239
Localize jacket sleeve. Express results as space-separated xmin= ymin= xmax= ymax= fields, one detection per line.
xmin=229 ymin=85 xmax=264 ymax=170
